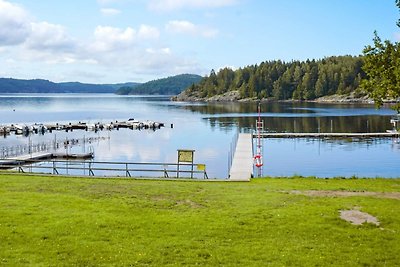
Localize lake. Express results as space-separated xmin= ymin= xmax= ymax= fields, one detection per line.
xmin=0 ymin=94 xmax=399 ymax=178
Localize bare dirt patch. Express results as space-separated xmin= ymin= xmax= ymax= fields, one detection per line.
xmin=288 ymin=190 xmax=400 ymax=200
xmin=176 ymin=199 xmax=204 ymax=208
xmin=340 ymin=210 xmax=380 ymax=226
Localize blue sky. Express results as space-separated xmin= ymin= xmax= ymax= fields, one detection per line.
xmin=0 ymin=0 xmax=398 ymax=83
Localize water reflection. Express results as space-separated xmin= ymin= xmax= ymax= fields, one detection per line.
xmin=179 ymin=101 xmax=394 ymax=116
xmin=177 ymin=101 xmax=395 ymax=132
xmin=205 ymin=115 xmax=392 ymax=133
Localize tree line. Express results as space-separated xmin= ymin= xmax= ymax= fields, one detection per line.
xmin=116 ymin=74 xmax=202 ymax=95
xmin=185 ymin=56 xmax=365 ymax=101
xmin=0 ymin=78 xmax=117 ymax=93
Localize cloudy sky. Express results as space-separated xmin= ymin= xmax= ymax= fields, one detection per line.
xmin=0 ymin=0 xmax=398 ymax=83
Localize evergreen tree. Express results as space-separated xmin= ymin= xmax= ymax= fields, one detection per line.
xmin=181 ymin=56 xmax=365 ymax=101
xmin=361 ymin=1 xmax=400 ymax=111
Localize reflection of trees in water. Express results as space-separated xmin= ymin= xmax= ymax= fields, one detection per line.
xmin=206 ymin=116 xmax=391 ymax=133
xmin=181 ymin=102 xmax=392 ymax=133
xmin=179 ymin=101 xmax=383 ymax=116
xmin=180 ymin=102 xmax=317 ymax=115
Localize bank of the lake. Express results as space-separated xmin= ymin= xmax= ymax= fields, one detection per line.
xmin=1 ymin=173 xmax=399 ymax=266
xmin=172 ymin=90 xmax=376 ymax=104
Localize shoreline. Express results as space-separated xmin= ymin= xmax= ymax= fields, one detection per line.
xmin=172 ymin=91 xmax=400 ymax=108
xmin=171 ymin=90 xmax=376 ymax=104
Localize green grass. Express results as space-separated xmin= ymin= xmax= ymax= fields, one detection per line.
xmin=0 ymin=174 xmax=399 ymax=266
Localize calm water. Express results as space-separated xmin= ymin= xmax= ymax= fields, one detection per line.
xmin=0 ymin=94 xmax=399 ymax=178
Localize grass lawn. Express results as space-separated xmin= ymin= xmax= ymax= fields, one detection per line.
xmin=0 ymin=173 xmax=399 ymax=266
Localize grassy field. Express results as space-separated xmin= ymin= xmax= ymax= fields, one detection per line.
xmin=0 ymin=174 xmax=399 ymax=266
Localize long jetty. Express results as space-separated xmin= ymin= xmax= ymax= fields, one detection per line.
xmin=229 ymin=133 xmax=253 ymax=181
xmin=254 ymin=132 xmax=399 ymax=139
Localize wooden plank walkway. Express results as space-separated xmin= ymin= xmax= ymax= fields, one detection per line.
xmin=0 ymin=152 xmax=54 ymax=169
xmin=229 ymin=133 xmax=253 ymax=181
xmin=256 ymin=132 xmax=399 ymax=139
xmin=6 ymin=152 xmax=53 ymax=161
xmin=0 ymin=152 xmax=93 ymax=169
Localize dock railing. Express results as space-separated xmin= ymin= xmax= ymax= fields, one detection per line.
xmin=1 ymin=159 xmax=209 ymax=180
xmin=0 ymin=136 xmax=107 ymax=159
xmin=228 ymin=130 xmax=239 ymax=176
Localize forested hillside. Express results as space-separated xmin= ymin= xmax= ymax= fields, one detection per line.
xmin=176 ymin=56 xmax=365 ymax=101
xmin=0 ymin=78 xmax=123 ymax=93
xmin=116 ymin=74 xmax=202 ymax=95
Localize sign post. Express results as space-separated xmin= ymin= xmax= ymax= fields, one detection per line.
xmin=177 ymin=149 xmax=195 ymax=178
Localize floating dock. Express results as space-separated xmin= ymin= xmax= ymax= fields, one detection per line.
xmin=255 ymin=132 xmax=399 ymax=139
xmin=0 ymin=119 xmax=165 ymax=137
xmin=229 ymin=133 xmax=253 ymax=181
xmin=0 ymin=152 xmax=94 ymax=169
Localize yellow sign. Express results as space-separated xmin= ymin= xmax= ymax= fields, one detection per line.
xmin=196 ymin=164 xmax=206 ymax=171
xmin=178 ymin=149 xmax=194 ymax=163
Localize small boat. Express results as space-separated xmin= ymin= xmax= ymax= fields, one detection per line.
xmin=13 ymin=124 xmax=24 ymax=134
xmin=104 ymin=123 xmax=114 ymax=130
xmin=85 ymin=123 xmax=96 ymax=131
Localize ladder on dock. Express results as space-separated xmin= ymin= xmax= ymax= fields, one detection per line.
xmin=229 ymin=133 xmax=253 ymax=181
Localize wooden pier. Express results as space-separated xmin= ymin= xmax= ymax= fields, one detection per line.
xmin=255 ymin=132 xmax=399 ymax=139
xmin=0 ymin=152 xmax=93 ymax=169
xmin=229 ymin=133 xmax=253 ymax=181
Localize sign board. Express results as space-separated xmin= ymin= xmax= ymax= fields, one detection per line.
xmin=177 ymin=149 xmax=195 ymax=179
xmin=177 ymin=149 xmax=194 ymax=163
xmin=196 ymin=164 xmax=206 ymax=171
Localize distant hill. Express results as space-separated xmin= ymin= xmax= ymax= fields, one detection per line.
xmin=106 ymin=82 xmax=141 ymax=90
xmin=115 ymin=74 xmax=203 ymax=95
xmin=57 ymin=82 xmax=114 ymax=93
xmin=0 ymin=78 xmax=140 ymax=93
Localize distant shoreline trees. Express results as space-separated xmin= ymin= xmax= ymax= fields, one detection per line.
xmin=116 ymin=74 xmax=202 ymax=95
xmin=184 ymin=56 xmax=365 ymax=101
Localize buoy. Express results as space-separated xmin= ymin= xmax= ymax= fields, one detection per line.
xmin=254 ymin=154 xmax=263 ymax=168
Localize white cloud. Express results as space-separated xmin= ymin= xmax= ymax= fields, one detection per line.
xmin=83 ymin=25 xmax=203 ymax=78
xmin=92 ymin=25 xmax=136 ymax=52
xmin=0 ymin=0 xmax=31 ymax=46
xmin=145 ymin=47 xmax=171 ymax=55
xmin=166 ymin=20 xmax=218 ymax=38
xmin=0 ymin=1 xmax=79 ymax=66
xmin=137 ymin=25 xmax=160 ymax=39
xmin=149 ymin=0 xmax=237 ymax=11
xmin=27 ymin=22 xmax=75 ymax=51
xmin=0 ymin=1 xmax=75 ymax=52
xmin=0 ymin=0 xmax=204 ymax=82
xmin=100 ymin=8 xmax=121 ymax=16
xmin=90 ymin=24 xmax=159 ymax=53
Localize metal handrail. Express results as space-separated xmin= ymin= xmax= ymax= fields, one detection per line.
xmin=0 ymin=159 xmax=208 ymax=179
xmin=228 ymin=130 xmax=240 ymax=176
